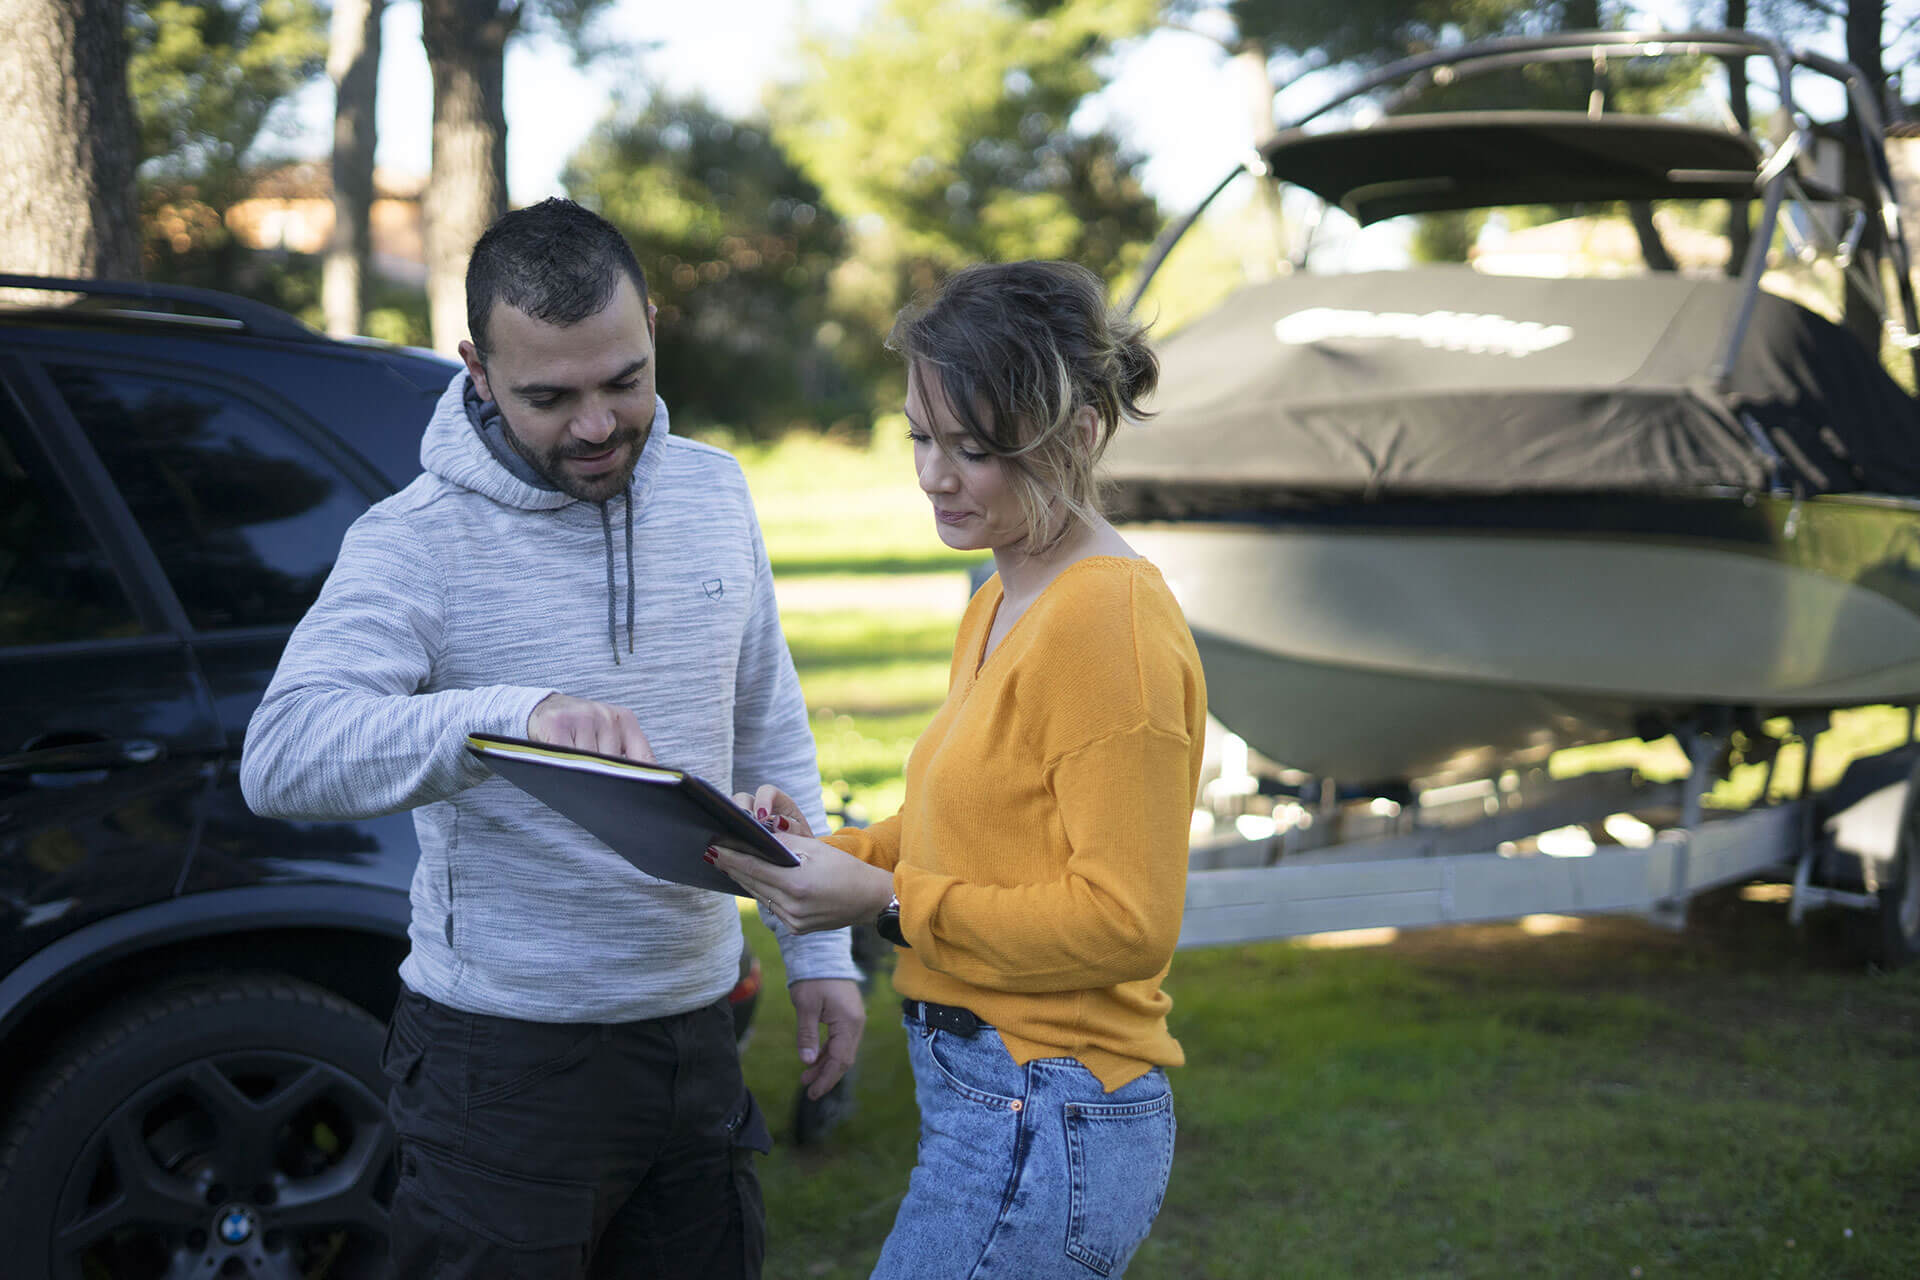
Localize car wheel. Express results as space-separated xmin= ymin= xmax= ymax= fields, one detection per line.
xmin=0 ymin=974 xmax=394 ymax=1279
xmin=1872 ymin=770 xmax=1920 ymax=970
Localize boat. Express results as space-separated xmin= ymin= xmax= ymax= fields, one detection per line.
xmin=1105 ymin=30 xmax=1920 ymax=788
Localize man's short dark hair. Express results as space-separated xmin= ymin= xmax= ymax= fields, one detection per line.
xmin=465 ymin=198 xmax=650 ymax=360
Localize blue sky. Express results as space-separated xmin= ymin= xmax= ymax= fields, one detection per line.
xmin=277 ymin=0 xmax=1748 ymax=216
xmin=280 ymin=0 xmax=1290 ymax=213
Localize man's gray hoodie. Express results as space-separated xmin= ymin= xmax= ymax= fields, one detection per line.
xmin=241 ymin=372 xmax=857 ymax=1021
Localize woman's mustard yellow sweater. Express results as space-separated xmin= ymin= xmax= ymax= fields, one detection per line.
xmin=826 ymin=556 xmax=1206 ymax=1090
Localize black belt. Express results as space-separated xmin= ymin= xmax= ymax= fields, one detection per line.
xmin=901 ymin=998 xmax=990 ymax=1037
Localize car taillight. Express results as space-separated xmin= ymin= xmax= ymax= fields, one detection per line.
xmin=727 ymin=955 xmax=762 ymax=1004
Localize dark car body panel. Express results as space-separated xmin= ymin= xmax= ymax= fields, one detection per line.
xmin=0 ymin=882 xmax=413 ymax=1043
xmin=0 ymin=297 xmax=455 ymax=1059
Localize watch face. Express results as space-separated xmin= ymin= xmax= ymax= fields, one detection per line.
xmin=876 ymin=908 xmax=907 ymax=948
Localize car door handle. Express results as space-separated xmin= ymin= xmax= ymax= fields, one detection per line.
xmin=0 ymin=738 xmax=167 ymax=775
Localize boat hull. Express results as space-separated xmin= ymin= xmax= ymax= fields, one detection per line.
xmin=1120 ymin=493 xmax=1920 ymax=783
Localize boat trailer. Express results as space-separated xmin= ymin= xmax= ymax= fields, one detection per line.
xmin=1177 ymin=712 xmax=1920 ymax=968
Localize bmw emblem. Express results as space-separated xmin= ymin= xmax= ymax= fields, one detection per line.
xmin=216 ymin=1205 xmax=257 ymax=1245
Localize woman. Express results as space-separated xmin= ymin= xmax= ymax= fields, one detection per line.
xmin=711 ymin=259 xmax=1206 ymax=1279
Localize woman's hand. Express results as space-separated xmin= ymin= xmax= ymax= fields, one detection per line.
xmin=732 ymin=784 xmax=812 ymax=838
xmin=709 ymin=834 xmax=894 ymax=934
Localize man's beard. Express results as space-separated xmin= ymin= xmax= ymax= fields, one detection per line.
xmin=500 ymin=413 xmax=647 ymax=502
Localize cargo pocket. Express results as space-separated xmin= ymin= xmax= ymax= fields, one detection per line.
xmin=379 ymin=999 xmax=428 ymax=1088
xmin=1063 ymin=1090 xmax=1175 ymax=1275
xmin=396 ymin=1143 xmax=595 ymax=1260
xmin=726 ymin=1090 xmax=772 ymax=1277
xmin=466 ymin=1024 xmax=596 ymax=1107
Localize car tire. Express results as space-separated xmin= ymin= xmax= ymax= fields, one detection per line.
xmin=0 ymin=973 xmax=395 ymax=1279
xmin=1870 ymin=770 xmax=1920 ymax=970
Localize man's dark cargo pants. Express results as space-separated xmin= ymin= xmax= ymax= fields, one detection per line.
xmin=380 ymin=987 xmax=771 ymax=1278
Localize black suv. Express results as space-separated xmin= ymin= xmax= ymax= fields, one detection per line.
xmin=0 ymin=276 xmax=763 ymax=1277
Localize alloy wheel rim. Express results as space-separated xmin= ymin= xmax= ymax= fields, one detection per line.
xmin=46 ymin=1049 xmax=392 ymax=1279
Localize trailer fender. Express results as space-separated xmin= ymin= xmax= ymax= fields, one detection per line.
xmin=1825 ymin=781 xmax=1906 ymax=866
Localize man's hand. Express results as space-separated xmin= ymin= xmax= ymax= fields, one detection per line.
xmin=527 ymin=693 xmax=654 ymax=762
xmin=788 ymin=978 xmax=866 ymax=1100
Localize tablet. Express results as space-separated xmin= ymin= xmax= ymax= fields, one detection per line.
xmin=465 ymin=733 xmax=801 ymax=895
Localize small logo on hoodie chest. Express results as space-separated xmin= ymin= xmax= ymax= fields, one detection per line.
xmin=703 ymin=578 xmax=725 ymax=599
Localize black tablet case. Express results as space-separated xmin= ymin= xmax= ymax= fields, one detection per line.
xmin=466 ymin=733 xmax=799 ymax=895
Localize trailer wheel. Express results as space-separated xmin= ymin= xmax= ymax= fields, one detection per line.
xmin=1870 ymin=769 xmax=1920 ymax=970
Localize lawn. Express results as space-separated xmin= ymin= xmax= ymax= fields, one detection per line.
xmin=732 ymin=429 xmax=1920 ymax=1279
xmin=739 ymin=901 xmax=1920 ymax=1279
xmin=738 ymin=423 xmax=974 ymax=821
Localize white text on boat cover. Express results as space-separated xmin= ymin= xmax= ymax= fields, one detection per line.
xmin=1275 ymin=308 xmax=1574 ymax=357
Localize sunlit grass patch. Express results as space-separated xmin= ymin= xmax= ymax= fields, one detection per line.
xmin=791 ymin=657 xmax=951 ymax=719
xmin=781 ymin=609 xmax=960 ymax=672
xmin=734 ymin=421 xmax=979 ymax=576
xmin=809 ymin=709 xmax=927 ymax=820
xmin=776 ymin=605 xmax=957 ymax=817
xmin=1553 ymin=705 xmax=1915 ymax=809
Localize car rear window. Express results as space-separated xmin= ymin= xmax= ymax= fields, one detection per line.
xmin=0 ymin=381 xmax=144 ymax=646
xmin=49 ymin=366 xmax=372 ymax=631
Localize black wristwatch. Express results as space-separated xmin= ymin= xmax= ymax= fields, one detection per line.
xmin=875 ymin=893 xmax=909 ymax=948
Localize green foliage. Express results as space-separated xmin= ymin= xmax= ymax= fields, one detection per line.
xmin=127 ymin=0 xmax=327 ymax=197
xmin=1225 ymin=0 xmax=1544 ymax=69
xmin=773 ymin=0 xmax=1164 ymax=391
xmin=565 ymin=94 xmax=864 ymax=438
xmin=358 ymin=286 xmax=436 ymax=350
xmin=128 ymin=0 xmax=328 ymax=293
xmin=1126 ymin=200 xmax=1272 ymax=337
xmin=1410 ymin=209 xmax=1486 ymax=262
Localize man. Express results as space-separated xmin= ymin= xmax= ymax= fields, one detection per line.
xmin=241 ymin=198 xmax=864 ymax=1278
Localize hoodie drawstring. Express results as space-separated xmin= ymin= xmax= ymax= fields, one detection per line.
xmin=624 ymin=494 xmax=635 ymax=656
xmin=598 ymin=496 xmax=635 ymax=663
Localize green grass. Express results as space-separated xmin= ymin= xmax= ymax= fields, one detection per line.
xmin=1555 ymin=706 xmax=1915 ymax=810
xmin=778 ymin=606 xmax=955 ymax=817
xmin=736 ymin=423 xmax=982 ymax=578
xmin=741 ymin=906 xmax=1920 ymax=1280
xmin=740 ymin=428 xmax=964 ymax=816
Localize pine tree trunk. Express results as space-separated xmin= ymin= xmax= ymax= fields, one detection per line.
xmin=421 ymin=0 xmax=515 ymax=354
xmin=0 ymin=0 xmax=140 ymax=285
xmin=1842 ymin=0 xmax=1887 ymax=356
xmin=324 ymin=0 xmax=385 ymax=337
xmin=1724 ymin=0 xmax=1752 ymax=276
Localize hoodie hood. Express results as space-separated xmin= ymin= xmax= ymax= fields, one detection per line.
xmin=422 ymin=370 xmax=673 ymax=661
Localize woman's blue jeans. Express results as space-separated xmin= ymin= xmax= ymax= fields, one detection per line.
xmin=872 ymin=1016 xmax=1175 ymax=1279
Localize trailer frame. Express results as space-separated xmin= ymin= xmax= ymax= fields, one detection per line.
xmin=1177 ymin=713 xmax=1920 ymax=966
